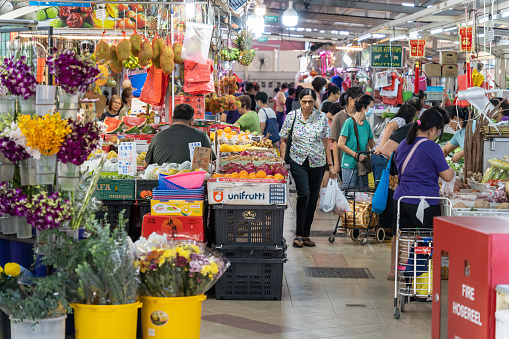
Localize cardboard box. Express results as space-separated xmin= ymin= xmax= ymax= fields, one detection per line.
xmin=150 ymin=200 xmax=204 ymax=216
xmin=208 ymin=178 xmax=287 ymax=205
xmin=440 ymin=51 xmax=457 ymax=64
xmin=83 ymin=93 xmax=107 ymax=118
xmin=423 ymin=63 xmax=442 ymax=77
xmin=94 ymin=179 xmax=135 ymax=200
xmin=442 ymin=64 xmax=458 ymax=77
xmin=141 ymin=214 xmax=204 ymax=241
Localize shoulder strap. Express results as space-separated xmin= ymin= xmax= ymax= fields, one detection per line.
xmin=401 ymin=138 xmax=427 ymax=175
xmin=288 ymin=111 xmax=298 ymax=137
xmin=352 ymin=118 xmax=361 ymax=153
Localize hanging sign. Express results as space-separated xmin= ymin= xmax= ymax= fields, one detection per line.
xmin=409 ymin=40 xmax=426 ymax=58
xmin=459 ymin=26 xmax=474 ymax=52
xmin=371 ymin=45 xmax=403 ymax=68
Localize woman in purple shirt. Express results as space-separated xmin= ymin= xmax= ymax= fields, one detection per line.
xmin=490 ymin=97 xmax=509 ymax=122
xmin=387 ymin=109 xmax=454 ymax=279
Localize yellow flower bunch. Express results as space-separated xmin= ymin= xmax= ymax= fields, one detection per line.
xmin=18 ymin=113 xmax=72 ymax=155
xmin=0 ymin=266 xmax=3 ymax=274
xmin=176 ymin=247 xmax=192 ymax=260
xmin=4 ymin=263 xmax=21 ymax=277
xmin=200 ymin=261 xmax=219 ymax=278
xmin=158 ymin=249 xmax=177 ymax=267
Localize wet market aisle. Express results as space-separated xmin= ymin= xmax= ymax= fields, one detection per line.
xmin=200 ymin=193 xmax=432 ymax=338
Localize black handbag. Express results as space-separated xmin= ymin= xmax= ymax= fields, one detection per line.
xmin=352 ymin=118 xmax=372 ymax=176
xmin=284 ymin=112 xmax=298 ymax=163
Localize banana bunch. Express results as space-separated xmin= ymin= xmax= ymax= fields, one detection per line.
xmin=107 ymin=151 xmax=118 ymax=160
xmin=220 ymin=48 xmax=240 ymax=61
xmin=123 ymin=55 xmax=140 ymax=70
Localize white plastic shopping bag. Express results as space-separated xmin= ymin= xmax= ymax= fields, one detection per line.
xmin=181 ymin=22 xmax=213 ymax=65
xmin=334 ymin=182 xmax=351 ymax=214
xmin=440 ymin=177 xmax=456 ymax=198
xmin=319 ymin=179 xmax=337 ymax=213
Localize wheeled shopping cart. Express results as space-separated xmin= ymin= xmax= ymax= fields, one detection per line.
xmin=393 ymin=196 xmax=451 ymax=319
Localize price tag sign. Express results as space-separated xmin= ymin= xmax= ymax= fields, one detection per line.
xmin=409 ymin=40 xmax=426 ymax=58
xmin=192 ymin=147 xmax=212 ymax=171
xmin=188 ymin=142 xmax=202 ymax=160
xmin=460 ymin=26 xmax=474 ymax=52
xmin=118 ymin=142 xmax=137 ymax=176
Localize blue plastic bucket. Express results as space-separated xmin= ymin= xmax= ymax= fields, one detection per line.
xmin=9 ymin=241 xmax=33 ymax=270
xmin=0 ymin=239 xmax=9 ymax=266
xmin=129 ymin=73 xmax=147 ymax=91
xmin=34 ymin=254 xmax=47 ymax=277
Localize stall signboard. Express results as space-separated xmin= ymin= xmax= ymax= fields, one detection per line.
xmin=460 ymin=26 xmax=474 ymax=52
xmin=409 ymin=39 xmax=426 ymax=58
xmin=118 ymin=142 xmax=137 ymax=177
xmin=32 ymin=4 xmax=205 ymax=30
xmin=371 ymin=45 xmax=403 ymax=68
xmin=169 ymin=96 xmax=205 ymax=119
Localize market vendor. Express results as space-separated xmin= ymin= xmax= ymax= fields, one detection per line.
xmin=119 ymin=87 xmax=133 ymax=118
xmin=442 ymin=106 xmax=475 ymax=163
xmin=143 ymin=104 xmax=215 ymax=167
xmin=235 ymin=95 xmax=261 ymax=134
xmin=490 ymin=97 xmax=509 ymax=122
xmin=99 ymin=95 xmax=123 ymax=121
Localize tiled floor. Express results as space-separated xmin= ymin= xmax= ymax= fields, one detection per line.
xmin=200 ymin=194 xmax=433 ymax=338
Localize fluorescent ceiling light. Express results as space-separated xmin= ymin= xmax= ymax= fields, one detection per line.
xmin=444 ymin=26 xmax=457 ymax=32
xmin=282 ymin=0 xmax=298 ymax=27
xmin=296 ymin=27 xmax=304 ymax=31
xmin=502 ymin=10 xmax=509 ymax=18
xmin=390 ymin=35 xmax=407 ymax=41
xmin=430 ymin=28 xmax=443 ymax=34
xmin=372 ymin=33 xmax=386 ymax=38
xmin=320 ymin=30 xmax=325 ymax=33
xmin=331 ymin=30 xmax=338 ymax=34
xmin=305 ymin=28 xmax=312 ymax=32
xmin=402 ymin=2 xmax=414 ymax=7
xmin=336 ymin=46 xmax=363 ymax=51
xmin=358 ymin=33 xmax=371 ymax=41
xmin=409 ymin=31 xmax=419 ymax=38
xmin=339 ymin=31 xmax=349 ymax=35
xmin=478 ymin=33 xmax=484 ymax=38
xmin=254 ymin=4 xmax=266 ymax=16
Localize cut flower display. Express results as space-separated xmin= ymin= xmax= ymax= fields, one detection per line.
xmin=0 ymin=56 xmax=36 ymax=100
xmin=1 ymin=120 xmax=40 ymax=159
xmin=57 ymin=119 xmax=100 ymax=165
xmin=134 ymin=236 xmax=230 ymax=297
xmin=26 ymin=191 xmax=72 ymax=231
xmin=18 ymin=113 xmax=71 ymax=156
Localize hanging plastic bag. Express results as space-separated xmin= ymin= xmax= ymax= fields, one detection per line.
xmin=183 ymin=59 xmax=215 ymax=95
xmin=140 ymin=66 xmax=169 ymax=106
xmin=334 ymin=183 xmax=351 ymax=214
xmin=184 ymin=60 xmax=213 ymax=83
xmin=181 ymin=22 xmax=213 ymax=65
xmin=440 ymin=178 xmax=456 ymax=198
xmin=319 ymin=179 xmax=337 ymax=213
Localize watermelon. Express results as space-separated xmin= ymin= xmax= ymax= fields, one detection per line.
xmin=141 ymin=124 xmax=157 ymax=134
xmin=122 ymin=117 xmax=147 ymax=129
xmin=106 ymin=122 xmax=125 ymax=134
xmin=125 ymin=125 xmax=140 ymax=134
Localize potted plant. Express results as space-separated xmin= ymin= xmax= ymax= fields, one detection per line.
xmin=0 ymin=262 xmax=69 ymax=339
xmin=134 ymin=235 xmax=230 ymax=339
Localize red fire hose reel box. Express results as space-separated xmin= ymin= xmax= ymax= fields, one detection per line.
xmin=432 ymin=217 xmax=509 ymax=339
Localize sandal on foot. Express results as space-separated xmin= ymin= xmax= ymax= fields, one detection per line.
xmin=293 ymin=237 xmax=303 ymax=248
xmin=302 ymin=238 xmax=316 ymax=247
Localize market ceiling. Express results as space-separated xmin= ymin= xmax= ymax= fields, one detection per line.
xmin=252 ymin=0 xmax=509 ymax=46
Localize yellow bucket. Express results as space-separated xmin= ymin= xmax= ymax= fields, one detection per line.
xmin=71 ymin=301 xmax=142 ymax=339
xmin=140 ymin=295 xmax=206 ymax=339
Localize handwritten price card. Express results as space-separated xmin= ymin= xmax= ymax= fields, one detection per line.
xmin=192 ymin=147 xmax=212 ymax=171
xmin=118 ymin=142 xmax=137 ymax=176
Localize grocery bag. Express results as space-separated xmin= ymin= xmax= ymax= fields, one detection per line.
xmin=334 ymin=184 xmax=350 ymax=214
xmin=319 ymin=179 xmax=337 ymax=213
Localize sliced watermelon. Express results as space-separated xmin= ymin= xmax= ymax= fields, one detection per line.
xmin=122 ymin=117 xmax=147 ymax=129
xmin=141 ymin=124 xmax=157 ymax=134
xmin=106 ymin=121 xmax=125 ymax=134
xmin=104 ymin=117 xmax=122 ymax=128
xmin=125 ymin=125 xmax=141 ymax=134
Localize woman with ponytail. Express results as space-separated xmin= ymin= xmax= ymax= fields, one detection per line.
xmin=387 ymin=109 xmax=454 ymax=279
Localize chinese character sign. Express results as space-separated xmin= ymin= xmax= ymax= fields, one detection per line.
xmin=460 ymin=27 xmax=474 ymax=52
xmin=409 ymin=40 xmax=426 ymax=58
xmin=118 ymin=142 xmax=137 ymax=177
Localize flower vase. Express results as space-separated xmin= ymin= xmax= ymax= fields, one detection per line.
xmin=0 ymin=153 xmax=14 ymax=182
xmin=36 ymin=85 xmax=56 ymax=105
xmin=10 ymin=315 xmax=66 ymax=339
xmin=58 ymin=89 xmax=79 ymax=109
xmin=0 ymin=96 xmax=16 ymax=119
xmin=1 ymin=215 xmax=16 ymax=235
xmin=58 ymin=162 xmax=80 ymax=191
xmin=36 ymin=154 xmax=57 ymax=185
xmin=18 ymin=97 xmax=35 ymax=116
xmin=19 ymin=158 xmax=37 ymax=186
xmin=15 ymin=216 xmax=32 ymax=239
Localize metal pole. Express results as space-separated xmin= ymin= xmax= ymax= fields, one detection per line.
xmin=169 ymin=4 xmax=174 ymax=124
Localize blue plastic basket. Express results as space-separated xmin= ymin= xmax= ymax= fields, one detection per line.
xmin=158 ymin=174 xmax=186 ymax=190
xmin=153 ymin=186 xmax=205 ymax=195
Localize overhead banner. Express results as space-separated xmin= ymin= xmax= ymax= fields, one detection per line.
xmin=460 ymin=26 xmax=474 ymax=52
xmin=409 ymin=39 xmax=426 ymax=58
xmin=370 ymin=45 xmax=403 ymax=68
xmin=31 ymin=3 xmax=205 ymax=30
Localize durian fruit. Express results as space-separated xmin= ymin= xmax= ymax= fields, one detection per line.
xmin=138 ymin=40 xmax=153 ymax=67
xmin=130 ymin=33 xmax=142 ymax=57
xmin=109 ymin=45 xmax=123 ymax=73
xmin=95 ymin=41 xmax=110 ymax=65
xmin=116 ymin=38 xmax=132 ymax=61
xmin=160 ymin=44 xmax=174 ymax=75
xmin=173 ymin=42 xmax=184 ymax=64
xmin=151 ymin=37 xmax=164 ymax=69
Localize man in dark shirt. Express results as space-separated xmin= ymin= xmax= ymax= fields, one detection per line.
xmin=244 ymin=81 xmax=257 ymax=111
xmin=285 ymin=88 xmax=296 ymax=114
xmin=144 ymin=104 xmax=215 ymax=167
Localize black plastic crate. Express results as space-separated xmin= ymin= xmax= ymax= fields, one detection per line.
xmin=213 ymin=242 xmax=287 ymax=260
xmin=95 ymin=201 xmax=133 ymax=231
xmin=213 ymin=205 xmax=286 ymax=246
xmin=215 ymin=258 xmax=285 ymax=300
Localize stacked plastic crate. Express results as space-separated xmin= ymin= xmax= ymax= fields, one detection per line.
xmin=209 ymin=178 xmax=288 ymax=300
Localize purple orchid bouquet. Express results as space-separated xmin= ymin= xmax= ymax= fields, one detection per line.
xmin=46 ymin=49 xmax=100 ymax=95
xmin=0 ymin=137 xmax=31 ymax=162
xmin=57 ymin=119 xmax=100 ymax=166
xmin=26 ymin=191 xmax=72 ymax=231
xmin=0 ymin=56 xmax=36 ymax=100
xmin=0 ymin=185 xmax=30 ymax=218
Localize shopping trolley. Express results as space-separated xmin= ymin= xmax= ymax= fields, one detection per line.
xmin=328 ymin=151 xmax=384 ymax=246
xmin=393 ymin=196 xmax=451 ymax=319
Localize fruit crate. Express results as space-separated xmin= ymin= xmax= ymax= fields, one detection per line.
xmin=135 ymin=179 xmax=159 ymax=200
xmin=95 ymin=201 xmax=133 ymax=231
xmin=213 ymin=242 xmax=287 ymax=260
xmin=213 ymin=205 xmax=285 ymax=246
xmin=215 ymin=257 xmax=285 ymax=300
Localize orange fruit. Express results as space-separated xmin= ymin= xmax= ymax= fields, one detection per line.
xmin=274 ymin=173 xmax=285 ymax=180
xmin=230 ymin=131 xmax=237 ymax=135
xmin=256 ymin=171 xmax=266 ymax=178
xmin=239 ymin=170 xmax=248 ymax=177
xmin=223 ymin=173 xmax=231 ymax=178
xmin=217 ymin=129 xmax=224 ymax=135
xmin=224 ymin=127 xmax=232 ymax=133
xmin=230 ymin=172 xmax=239 ymax=178
xmin=248 ymin=173 xmax=257 ymax=179
xmin=212 ymin=173 xmax=222 ymax=178
xmin=239 ymin=173 xmax=249 ymax=179
xmin=266 ymin=175 xmax=274 ymax=179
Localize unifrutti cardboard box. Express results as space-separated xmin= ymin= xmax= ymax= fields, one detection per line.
xmin=207 ymin=178 xmax=287 ymax=205
xmin=150 ymin=200 xmax=204 ymax=216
